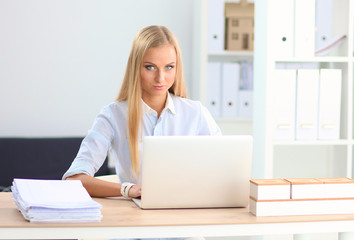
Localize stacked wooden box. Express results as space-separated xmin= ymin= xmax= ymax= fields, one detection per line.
xmin=250 ymin=177 xmax=354 ymax=216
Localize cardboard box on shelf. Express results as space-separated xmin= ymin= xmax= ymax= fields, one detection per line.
xmin=224 ymin=1 xmax=254 ymax=51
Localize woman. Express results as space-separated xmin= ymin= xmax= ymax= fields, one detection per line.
xmin=63 ymin=25 xmax=221 ymax=199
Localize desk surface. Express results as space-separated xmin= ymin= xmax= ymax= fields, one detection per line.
xmin=2 ymin=192 xmax=354 ymax=239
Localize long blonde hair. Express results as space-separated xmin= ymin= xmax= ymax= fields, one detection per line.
xmin=117 ymin=25 xmax=187 ymax=178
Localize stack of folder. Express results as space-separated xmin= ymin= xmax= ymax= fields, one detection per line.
xmin=12 ymin=178 xmax=102 ymax=223
xmin=250 ymin=177 xmax=354 ymax=216
xmin=206 ymin=61 xmax=253 ymax=119
xmin=273 ymin=68 xmax=342 ymax=140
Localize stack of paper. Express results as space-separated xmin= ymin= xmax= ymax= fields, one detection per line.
xmin=11 ymin=178 xmax=102 ymax=223
xmin=250 ymin=177 xmax=354 ymax=216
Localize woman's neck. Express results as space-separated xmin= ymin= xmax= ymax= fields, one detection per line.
xmin=143 ymin=93 xmax=168 ymax=118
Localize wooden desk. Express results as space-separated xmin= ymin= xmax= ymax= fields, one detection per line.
xmin=2 ymin=192 xmax=354 ymax=239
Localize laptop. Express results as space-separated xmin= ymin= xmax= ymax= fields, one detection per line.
xmin=132 ymin=135 xmax=253 ymax=209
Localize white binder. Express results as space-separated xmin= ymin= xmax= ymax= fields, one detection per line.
xmin=295 ymin=69 xmax=320 ymax=140
xmin=318 ymin=69 xmax=342 ymax=139
xmin=206 ymin=62 xmax=222 ymax=118
xmin=238 ymin=90 xmax=253 ymax=119
xmin=222 ymin=62 xmax=240 ymax=118
xmin=273 ymin=69 xmax=297 ymax=140
xmin=268 ymin=0 xmax=294 ymax=58
xmin=294 ymin=0 xmax=315 ymax=57
xmin=315 ymin=0 xmax=332 ymax=53
xmin=207 ymin=0 xmax=225 ymax=52
xmin=240 ymin=61 xmax=253 ymax=90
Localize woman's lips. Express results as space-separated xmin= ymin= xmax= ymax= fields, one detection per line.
xmin=154 ymin=85 xmax=166 ymax=90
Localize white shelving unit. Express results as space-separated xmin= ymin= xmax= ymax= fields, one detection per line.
xmin=253 ymin=0 xmax=354 ymax=179
xmin=192 ymin=0 xmax=254 ymax=135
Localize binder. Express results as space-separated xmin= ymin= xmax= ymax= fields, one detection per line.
xmin=273 ymin=69 xmax=297 ymax=140
xmin=294 ymin=0 xmax=315 ymax=57
xmin=295 ymin=69 xmax=320 ymax=140
xmin=240 ymin=61 xmax=253 ymax=90
xmin=206 ymin=62 xmax=222 ymax=118
xmin=222 ymin=62 xmax=240 ymax=118
xmin=207 ymin=0 xmax=225 ymax=52
xmin=315 ymin=0 xmax=332 ymax=53
xmin=238 ymin=90 xmax=253 ymax=119
xmin=268 ymin=0 xmax=294 ymax=58
xmin=318 ymin=69 xmax=342 ymax=139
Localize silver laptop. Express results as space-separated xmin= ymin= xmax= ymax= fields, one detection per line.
xmin=132 ymin=135 xmax=252 ymax=209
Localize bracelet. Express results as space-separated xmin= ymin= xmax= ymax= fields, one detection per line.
xmin=120 ymin=182 xmax=135 ymax=199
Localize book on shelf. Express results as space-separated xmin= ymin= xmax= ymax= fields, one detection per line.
xmin=11 ymin=178 xmax=102 ymax=223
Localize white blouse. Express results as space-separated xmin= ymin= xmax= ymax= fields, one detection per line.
xmin=63 ymin=93 xmax=221 ymax=184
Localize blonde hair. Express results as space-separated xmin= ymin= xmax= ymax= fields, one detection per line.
xmin=117 ymin=25 xmax=187 ymax=178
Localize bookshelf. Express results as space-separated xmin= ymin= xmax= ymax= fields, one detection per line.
xmin=253 ymin=0 xmax=354 ymax=179
xmin=192 ymin=0 xmax=254 ymax=135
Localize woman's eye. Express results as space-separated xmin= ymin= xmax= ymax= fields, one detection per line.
xmin=166 ymin=65 xmax=174 ymax=70
xmin=145 ymin=65 xmax=155 ymax=70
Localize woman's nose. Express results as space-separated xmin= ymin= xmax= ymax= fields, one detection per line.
xmin=156 ymin=69 xmax=165 ymax=82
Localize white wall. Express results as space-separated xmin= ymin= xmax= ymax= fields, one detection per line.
xmin=0 ymin=0 xmax=194 ymax=137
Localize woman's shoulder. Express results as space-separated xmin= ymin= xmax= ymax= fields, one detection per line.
xmin=103 ymin=101 xmax=127 ymax=110
xmin=98 ymin=101 xmax=128 ymax=116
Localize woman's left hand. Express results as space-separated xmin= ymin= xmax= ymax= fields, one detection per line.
xmin=129 ymin=184 xmax=142 ymax=198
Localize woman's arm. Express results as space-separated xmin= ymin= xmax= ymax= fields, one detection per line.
xmin=66 ymin=174 xmax=141 ymax=198
xmin=199 ymin=104 xmax=222 ymax=136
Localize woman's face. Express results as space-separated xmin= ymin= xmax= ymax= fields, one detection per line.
xmin=140 ymin=44 xmax=177 ymax=101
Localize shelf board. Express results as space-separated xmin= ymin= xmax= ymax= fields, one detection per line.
xmin=208 ymin=51 xmax=253 ymax=61
xmin=275 ymin=56 xmax=351 ymax=63
xmin=215 ymin=118 xmax=252 ymax=123
xmin=208 ymin=51 xmax=254 ymax=57
xmin=273 ymin=139 xmax=350 ymax=146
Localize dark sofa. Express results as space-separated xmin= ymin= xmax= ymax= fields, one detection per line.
xmin=0 ymin=138 xmax=112 ymax=191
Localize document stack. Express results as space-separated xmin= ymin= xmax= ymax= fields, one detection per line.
xmin=250 ymin=177 xmax=354 ymax=216
xmin=11 ymin=178 xmax=102 ymax=223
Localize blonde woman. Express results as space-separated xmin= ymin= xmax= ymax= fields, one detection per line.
xmin=63 ymin=25 xmax=221 ymax=199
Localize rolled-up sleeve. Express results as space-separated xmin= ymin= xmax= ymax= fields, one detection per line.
xmin=62 ymin=107 xmax=115 ymax=179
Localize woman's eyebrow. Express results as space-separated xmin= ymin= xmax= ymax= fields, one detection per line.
xmin=143 ymin=61 xmax=176 ymax=65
